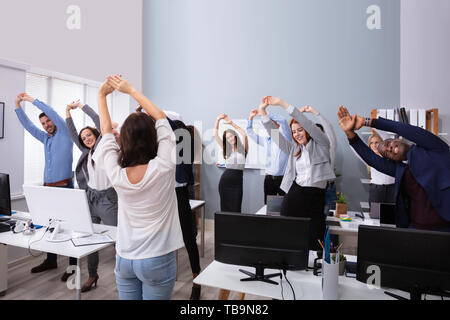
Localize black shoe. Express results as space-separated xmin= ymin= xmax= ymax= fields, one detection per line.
xmin=190 ymin=285 xmax=201 ymax=300
xmin=31 ymin=260 xmax=57 ymax=274
xmin=61 ymin=271 xmax=75 ymax=282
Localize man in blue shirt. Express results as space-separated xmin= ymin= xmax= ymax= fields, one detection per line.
xmin=247 ymin=104 xmax=292 ymax=204
xmin=15 ymin=93 xmax=75 ymax=278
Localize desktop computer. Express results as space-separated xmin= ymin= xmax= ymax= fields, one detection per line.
xmin=23 ymin=185 xmax=94 ymax=242
xmin=0 ymin=173 xmax=11 ymax=218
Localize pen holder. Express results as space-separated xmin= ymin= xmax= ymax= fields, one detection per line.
xmin=322 ymin=260 xmax=339 ymax=300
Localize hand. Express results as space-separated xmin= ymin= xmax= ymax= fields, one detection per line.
xmin=66 ymin=100 xmax=82 ymax=111
xmin=223 ymin=115 xmax=232 ymax=124
xmin=15 ymin=95 xmax=23 ymax=109
xmin=266 ymin=96 xmax=289 ymax=109
xmin=299 ymin=105 xmax=319 ymax=115
xmin=337 ymin=105 xmax=357 ymax=132
xmin=217 ymin=113 xmax=226 ymax=121
xmin=107 ymin=75 xmax=136 ymax=95
xmin=99 ymin=81 xmax=115 ymax=96
xmin=249 ymin=109 xmax=258 ymax=121
xmin=18 ymin=93 xmax=34 ymax=103
xmin=354 ymin=115 xmax=365 ymax=130
xmin=136 ymin=105 xmax=143 ymax=112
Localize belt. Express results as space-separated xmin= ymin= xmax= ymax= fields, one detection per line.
xmin=44 ymin=178 xmax=72 ymax=187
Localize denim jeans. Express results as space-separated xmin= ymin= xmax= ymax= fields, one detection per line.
xmin=114 ymin=251 xmax=177 ymax=300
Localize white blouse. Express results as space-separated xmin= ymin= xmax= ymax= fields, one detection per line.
xmin=87 ymin=151 xmax=113 ymax=190
xmin=225 ymin=151 xmax=246 ymax=170
xmin=93 ymin=119 xmax=184 ymax=260
xmin=295 ymin=144 xmax=327 ymax=189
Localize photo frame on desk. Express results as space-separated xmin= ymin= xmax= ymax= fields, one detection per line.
xmin=0 ymin=102 xmax=4 ymax=139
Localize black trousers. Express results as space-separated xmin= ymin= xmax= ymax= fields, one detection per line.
xmin=218 ymin=169 xmax=243 ymax=213
xmin=280 ymin=182 xmax=326 ymax=251
xmin=176 ymin=186 xmax=201 ymax=274
xmin=263 ymin=175 xmax=286 ymax=204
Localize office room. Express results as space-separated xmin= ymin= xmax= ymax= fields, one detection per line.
xmin=0 ymin=0 xmax=449 ymax=310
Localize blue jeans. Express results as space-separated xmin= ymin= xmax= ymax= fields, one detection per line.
xmin=114 ymin=251 xmax=177 ymax=300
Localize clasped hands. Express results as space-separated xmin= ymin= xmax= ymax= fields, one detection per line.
xmin=337 ymin=105 xmax=365 ymax=134
xmin=99 ymin=75 xmax=136 ymax=97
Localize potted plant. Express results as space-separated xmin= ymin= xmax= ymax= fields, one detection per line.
xmin=331 ymin=253 xmax=347 ymax=275
xmin=335 ymin=192 xmax=347 ymax=217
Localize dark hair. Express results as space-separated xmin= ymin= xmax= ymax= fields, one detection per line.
xmin=173 ymin=120 xmax=194 ymax=164
xmin=222 ymin=129 xmax=246 ymax=159
xmin=78 ymin=127 xmax=100 ymax=148
xmin=39 ymin=112 xmax=47 ymax=119
xmin=315 ymin=123 xmax=324 ymax=132
xmin=118 ymin=112 xmax=158 ymax=168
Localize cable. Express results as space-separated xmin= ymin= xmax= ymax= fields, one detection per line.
xmin=283 ymin=269 xmax=296 ymax=300
xmin=279 ymin=270 xmax=284 ymax=300
xmin=28 ymin=227 xmax=49 ymax=257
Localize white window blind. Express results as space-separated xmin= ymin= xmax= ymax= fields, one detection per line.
xmin=24 ymin=72 xmax=131 ymax=186
xmin=24 ymin=73 xmax=48 ymax=184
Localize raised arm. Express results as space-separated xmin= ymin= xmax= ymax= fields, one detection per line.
xmin=301 ymin=105 xmax=336 ymax=169
xmin=14 ymin=94 xmax=46 ymax=143
xmin=81 ymin=104 xmax=101 ymax=130
xmin=65 ymin=101 xmax=85 ymax=151
xmin=223 ymin=115 xmax=248 ymax=154
xmin=337 ymin=106 xmax=397 ymax=176
xmin=97 ymin=82 xmax=115 ymax=136
xmin=246 ymin=109 xmax=265 ymax=147
xmin=259 ymin=97 xmax=292 ymax=155
xmin=107 ymin=75 xmax=165 ymax=121
xmin=23 ymin=94 xmax=67 ymax=131
xmin=214 ymin=114 xmax=225 ymax=150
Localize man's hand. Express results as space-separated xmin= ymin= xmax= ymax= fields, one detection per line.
xmin=337 ymin=105 xmax=357 ymax=138
xmin=299 ymin=105 xmax=319 ymax=115
xmin=107 ymin=75 xmax=136 ymax=95
xmin=99 ymin=81 xmax=115 ymax=96
xmin=18 ymin=93 xmax=34 ymax=103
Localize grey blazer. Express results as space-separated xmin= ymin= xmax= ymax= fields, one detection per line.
xmin=65 ymin=105 xmax=102 ymax=190
xmin=262 ymin=106 xmax=336 ymax=193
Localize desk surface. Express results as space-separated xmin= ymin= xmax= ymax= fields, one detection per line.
xmin=194 ymin=254 xmax=392 ymax=300
xmin=0 ymin=211 xmax=116 ymax=259
xmin=255 ymin=205 xmax=379 ymax=234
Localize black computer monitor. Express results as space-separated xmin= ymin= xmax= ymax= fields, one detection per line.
xmin=356 ymin=225 xmax=450 ymax=300
xmin=214 ymin=212 xmax=311 ymax=285
xmin=0 ymin=173 xmax=11 ymax=216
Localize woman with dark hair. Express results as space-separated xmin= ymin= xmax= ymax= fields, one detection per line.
xmin=65 ymin=100 xmax=118 ymax=292
xmin=213 ymin=114 xmax=248 ymax=212
xmin=93 ymin=75 xmax=184 ymax=300
xmin=259 ymin=96 xmax=335 ymax=251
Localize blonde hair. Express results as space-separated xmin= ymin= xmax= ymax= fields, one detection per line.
xmin=367 ymin=131 xmax=383 ymax=175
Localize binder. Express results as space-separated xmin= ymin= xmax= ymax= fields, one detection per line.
xmin=386 ymin=109 xmax=394 ymax=121
xmin=418 ymin=109 xmax=426 ymax=129
xmin=377 ymin=109 xmax=387 ymax=119
xmin=409 ymin=109 xmax=418 ymax=126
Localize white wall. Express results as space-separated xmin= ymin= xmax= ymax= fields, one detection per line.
xmin=0 ymin=0 xmax=143 ymax=89
xmin=401 ymin=0 xmax=450 ymax=142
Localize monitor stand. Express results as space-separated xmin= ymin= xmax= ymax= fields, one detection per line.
xmin=47 ymin=222 xmax=71 ymax=243
xmin=239 ymin=266 xmax=281 ymax=285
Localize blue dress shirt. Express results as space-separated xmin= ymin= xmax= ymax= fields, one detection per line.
xmin=15 ymin=99 xmax=73 ymax=184
xmin=246 ymin=113 xmax=292 ymax=176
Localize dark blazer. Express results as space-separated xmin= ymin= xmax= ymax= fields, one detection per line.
xmin=167 ymin=118 xmax=195 ymax=186
xmin=349 ymin=117 xmax=450 ymax=228
xmin=65 ymin=105 xmax=102 ymax=190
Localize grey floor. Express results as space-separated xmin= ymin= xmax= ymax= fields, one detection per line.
xmin=0 ymin=219 xmax=267 ymax=300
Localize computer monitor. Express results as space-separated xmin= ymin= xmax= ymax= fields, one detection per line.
xmin=379 ymin=203 xmax=396 ymax=227
xmin=23 ymin=185 xmax=94 ymax=242
xmin=356 ymin=225 xmax=450 ymax=300
xmin=266 ymin=195 xmax=284 ymax=216
xmin=0 ymin=173 xmax=11 ymax=216
xmin=215 ymin=212 xmax=311 ymax=285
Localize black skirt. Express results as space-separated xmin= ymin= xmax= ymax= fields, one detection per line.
xmin=218 ymin=169 xmax=243 ymax=213
xmin=280 ymin=182 xmax=326 ymax=251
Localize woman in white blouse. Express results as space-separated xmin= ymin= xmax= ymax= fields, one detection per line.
xmin=259 ymin=96 xmax=335 ymax=251
xmin=93 ymin=75 xmax=184 ymax=300
xmin=213 ymin=114 xmax=248 ymax=212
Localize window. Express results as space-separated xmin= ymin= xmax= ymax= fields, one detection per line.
xmin=24 ymin=72 xmax=131 ymax=185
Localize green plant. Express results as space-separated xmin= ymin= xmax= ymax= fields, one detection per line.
xmin=331 ymin=253 xmax=346 ymax=263
xmin=335 ymin=192 xmax=346 ymax=204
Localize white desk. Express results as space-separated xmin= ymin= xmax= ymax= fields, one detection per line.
xmin=194 ymin=253 xmax=393 ymax=300
xmin=0 ymin=211 xmax=116 ymax=300
xmin=190 ymin=200 xmax=206 ymax=257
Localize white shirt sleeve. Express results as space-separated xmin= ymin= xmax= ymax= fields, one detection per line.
xmin=92 ymin=133 xmax=122 ymax=185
